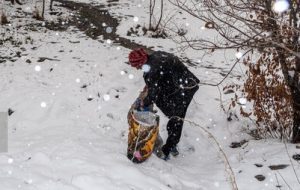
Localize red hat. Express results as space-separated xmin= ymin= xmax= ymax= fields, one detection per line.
xmin=129 ymin=48 xmax=148 ymax=68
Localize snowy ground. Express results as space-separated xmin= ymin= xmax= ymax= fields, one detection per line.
xmin=0 ymin=0 xmax=300 ymax=190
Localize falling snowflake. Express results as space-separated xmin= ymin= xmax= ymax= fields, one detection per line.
xmin=185 ymin=23 xmax=190 ymax=27
xmin=133 ymin=16 xmax=139 ymax=22
xmin=75 ymin=78 xmax=81 ymax=83
xmin=235 ymin=52 xmax=243 ymax=59
xmin=128 ymin=74 xmax=134 ymax=79
xmin=106 ymin=27 xmax=113 ymax=33
xmin=40 ymin=102 xmax=47 ymax=108
xmin=8 ymin=158 xmax=13 ymax=164
xmin=103 ymin=94 xmax=110 ymax=101
xmin=142 ymin=64 xmax=151 ymax=72
xmin=201 ymin=26 xmax=206 ymax=30
xmin=120 ymin=71 xmax=126 ymax=75
xmin=106 ymin=39 xmax=112 ymax=44
xmin=34 ymin=65 xmax=41 ymax=72
xmin=214 ymin=182 xmax=220 ymax=187
xmin=102 ymin=22 xmax=107 ymax=27
xmin=238 ymin=98 xmax=247 ymax=105
xmin=25 ymin=7 xmax=32 ymax=12
xmin=116 ymin=46 xmax=121 ymax=50
xmin=273 ymin=0 xmax=289 ymax=13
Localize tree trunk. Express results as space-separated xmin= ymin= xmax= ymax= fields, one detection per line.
xmin=50 ymin=0 xmax=54 ymax=11
xmin=42 ymin=0 xmax=45 ymax=19
xmin=292 ymin=57 xmax=300 ymax=142
xmin=154 ymin=0 xmax=163 ymax=31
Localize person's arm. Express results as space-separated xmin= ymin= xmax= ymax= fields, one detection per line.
xmin=143 ymin=71 xmax=161 ymax=107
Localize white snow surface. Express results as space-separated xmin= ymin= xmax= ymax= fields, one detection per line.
xmin=0 ymin=0 xmax=299 ymax=190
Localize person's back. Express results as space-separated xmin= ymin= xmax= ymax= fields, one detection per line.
xmin=143 ymin=51 xmax=199 ymax=117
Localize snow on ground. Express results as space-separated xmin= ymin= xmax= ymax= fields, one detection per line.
xmin=0 ymin=0 xmax=300 ymax=190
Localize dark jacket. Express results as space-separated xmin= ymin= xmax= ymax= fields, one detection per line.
xmin=143 ymin=51 xmax=200 ymax=117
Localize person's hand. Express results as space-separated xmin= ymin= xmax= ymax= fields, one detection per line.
xmin=133 ymin=98 xmax=144 ymax=111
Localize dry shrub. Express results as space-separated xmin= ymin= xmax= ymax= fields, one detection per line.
xmin=1 ymin=12 xmax=9 ymax=25
xmin=33 ymin=7 xmax=43 ymax=21
xmin=226 ymin=50 xmax=294 ymax=140
xmin=245 ymin=51 xmax=293 ymax=139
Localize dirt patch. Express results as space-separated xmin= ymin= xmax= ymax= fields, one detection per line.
xmin=52 ymin=0 xmax=154 ymax=53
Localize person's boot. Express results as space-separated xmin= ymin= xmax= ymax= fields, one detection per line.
xmin=155 ymin=148 xmax=169 ymax=160
xmin=170 ymin=146 xmax=179 ymax=157
xmin=153 ymin=134 xmax=168 ymax=160
xmin=155 ymin=145 xmax=170 ymax=161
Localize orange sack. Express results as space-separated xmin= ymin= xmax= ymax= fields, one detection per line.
xmin=127 ymin=110 xmax=159 ymax=163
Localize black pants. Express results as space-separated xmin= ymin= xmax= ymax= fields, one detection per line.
xmin=161 ymin=86 xmax=199 ymax=156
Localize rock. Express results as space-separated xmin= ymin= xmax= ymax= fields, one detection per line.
xmin=292 ymin=154 xmax=300 ymax=161
xmin=107 ymin=113 xmax=114 ymax=119
xmin=37 ymin=57 xmax=47 ymax=62
xmin=16 ymin=51 xmax=22 ymax=57
xmin=37 ymin=57 xmax=60 ymax=62
xmin=254 ymin=163 xmax=263 ymax=168
xmin=81 ymin=84 xmax=87 ymax=89
xmin=255 ymin=175 xmax=265 ymax=181
xmin=26 ymin=59 xmax=31 ymax=63
xmin=69 ymin=40 xmax=80 ymax=43
xmin=224 ymin=89 xmax=235 ymax=94
xmin=87 ymin=98 xmax=93 ymax=101
xmin=229 ymin=140 xmax=248 ymax=148
xmin=268 ymin=164 xmax=289 ymax=170
xmin=8 ymin=108 xmax=14 ymax=116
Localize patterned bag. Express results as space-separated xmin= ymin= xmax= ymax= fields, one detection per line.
xmin=127 ymin=110 xmax=160 ymax=163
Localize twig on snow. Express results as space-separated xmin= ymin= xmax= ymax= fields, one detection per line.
xmin=277 ymin=171 xmax=293 ymax=190
xmin=172 ymin=116 xmax=239 ymax=190
xmin=284 ymin=140 xmax=300 ymax=185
